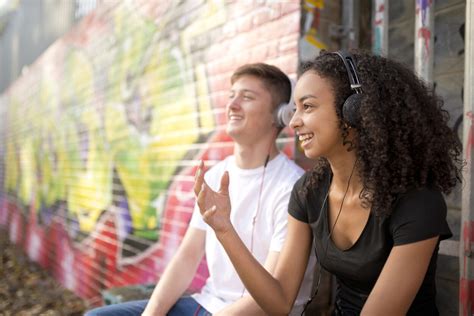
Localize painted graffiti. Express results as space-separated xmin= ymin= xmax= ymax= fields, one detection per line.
xmin=300 ymin=0 xmax=326 ymax=61
xmin=373 ymin=0 xmax=386 ymax=55
xmin=0 ymin=0 xmax=299 ymax=305
xmin=416 ymin=0 xmax=433 ymax=58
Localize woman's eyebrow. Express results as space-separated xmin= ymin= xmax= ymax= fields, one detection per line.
xmin=298 ymin=94 xmax=318 ymax=103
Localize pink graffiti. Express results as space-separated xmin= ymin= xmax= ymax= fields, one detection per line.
xmin=461 ymin=220 xmax=474 ymax=315
xmin=374 ymin=4 xmax=384 ymax=26
xmin=466 ymin=112 xmax=474 ymax=160
xmin=417 ymin=27 xmax=431 ymax=57
xmin=460 ymin=278 xmax=474 ymax=316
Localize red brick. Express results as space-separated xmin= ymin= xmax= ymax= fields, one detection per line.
xmin=280 ymin=1 xmax=300 ymax=16
xmin=233 ymin=50 xmax=251 ymax=67
xmin=221 ymin=21 xmax=237 ymax=39
xmin=238 ymin=31 xmax=260 ymax=51
xmin=279 ymin=33 xmax=299 ymax=53
xmin=269 ymin=3 xmax=281 ymax=20
xmin=268 ymin=54 xmax=298 ymax=75
xmin=208 ymin=74 xmax=230 ymax=93
xmin=266 ymin=39 xmax=280 ymax=59
xmin=252 ymin=7 xmax=272 ymax=27
xmin=250 ymin=45 xmax=268 ymax=62
xmin=228 ymin=2 xmax=255 ymax=20
xmin=236 ymin=14 xmax=253 ymax=33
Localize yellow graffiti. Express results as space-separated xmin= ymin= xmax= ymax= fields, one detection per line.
xmin=302 ymin=0 xmax=327 ymax=50
xmin=305 ymin=0 xmax=324 ymax=8
xmin=305 ymin=30 xmax=327 ymax=50
xmin=64 ymin=51 xmax=113 ymax=233
xmin=3 ymin=0 xmax=228 ymax=244
xmin=4 ymin=139 xmax=18 ymax=192
xmin=68 ymin=108 xmax=113 ymax=233
xmin=18 ymin=137 xmax=35 ymax=205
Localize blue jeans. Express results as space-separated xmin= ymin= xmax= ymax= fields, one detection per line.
xmin=84 ymin=296 xmax=212 ymax=316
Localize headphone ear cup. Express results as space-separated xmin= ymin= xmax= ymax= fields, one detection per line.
xmin=274 ymin=102 xmax=294 ymax=129
xmin=342 ymin=93 xmax=363 ymax=128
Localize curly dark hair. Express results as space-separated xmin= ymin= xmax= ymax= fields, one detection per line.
xmin=300 ymin=50 xmax=463 ymax=216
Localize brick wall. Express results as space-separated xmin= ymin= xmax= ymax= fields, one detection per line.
xmin=0 ymin=0 xmax=301 ymax=305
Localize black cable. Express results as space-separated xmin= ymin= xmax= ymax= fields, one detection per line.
xmin=300 ymin=160 xmax=358 ymax=315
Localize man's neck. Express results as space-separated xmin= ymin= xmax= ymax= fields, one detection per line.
xmin=233 ymin=143 xmax=279 ymax=169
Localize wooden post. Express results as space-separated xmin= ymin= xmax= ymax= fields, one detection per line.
xmin=414 ymin=0 xmax=434 ymax=84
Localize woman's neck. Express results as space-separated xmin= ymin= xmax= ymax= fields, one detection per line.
xmin=328 ymin=152 xmax=363 ymax=197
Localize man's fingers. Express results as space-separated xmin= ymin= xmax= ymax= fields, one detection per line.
xmin=193 ymin=160 xmax=205 ymax=196
xmin=196 ymin=184 xmax=207 ymax=215
xmin=218 ymin=171 xmax=230 ymax=195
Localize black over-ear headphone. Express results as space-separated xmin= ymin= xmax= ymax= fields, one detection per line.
xmin=333 ymin=50 xmax=363 ymax=128
xmin=273 ymin=78 xmax=295 ymax=129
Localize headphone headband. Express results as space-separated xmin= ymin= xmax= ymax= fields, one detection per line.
xmin=333 ymin=51 xmax=362 ymax=94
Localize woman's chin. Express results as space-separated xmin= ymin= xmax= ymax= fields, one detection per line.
xmin=303 ymin=148 xmax=320 ymax=160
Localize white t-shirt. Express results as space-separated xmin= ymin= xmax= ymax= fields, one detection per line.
xmin=190 ymin=153 xmax=315 ymax=315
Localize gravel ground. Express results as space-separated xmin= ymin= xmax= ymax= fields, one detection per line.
xmin=0 ymin=230 xmax=88 ymax=316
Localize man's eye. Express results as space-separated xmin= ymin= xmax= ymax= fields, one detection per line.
xmin=303 ymin=104 xmax=313 ymax=110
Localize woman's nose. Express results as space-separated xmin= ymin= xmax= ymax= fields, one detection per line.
xmin=289 ymin=110 xmax=301 ymax=129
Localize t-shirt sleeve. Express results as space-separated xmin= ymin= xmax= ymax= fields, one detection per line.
xmin=390 ymin=188 xmax=453 ymax=246
xmin=288 ymin=173 xmax=310 ymax=223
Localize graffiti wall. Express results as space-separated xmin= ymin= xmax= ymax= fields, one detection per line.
xmin=0 ymin=0 xmax=301 ymax=305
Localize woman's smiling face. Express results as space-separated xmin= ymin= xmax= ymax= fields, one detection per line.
xmin=290 ymin=71 xmax=344 ymax=160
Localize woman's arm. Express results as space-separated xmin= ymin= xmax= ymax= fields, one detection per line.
xmin=194 ymin=163 xmax=312 ymax=315
xmin=214 ymin=251 xmax=280 ymax=316
xmin=216 ymin=217 xmax=312 ymax=315
xmin=361 ymin=236 xmax=439 ymax=316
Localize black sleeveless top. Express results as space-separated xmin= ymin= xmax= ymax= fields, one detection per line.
xmin=288 ymin=171 xmax=452 ymax=315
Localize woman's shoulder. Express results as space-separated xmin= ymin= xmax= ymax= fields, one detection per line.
xmin=294 ymin=167 xmax=332 ymax=191
xmin=289 ymin=167 xmax=331 ymax=223
xmin=389 ymin=186 xmax=451 ymax=244
xmin=394 ymin=187 xmax=446 ymax=214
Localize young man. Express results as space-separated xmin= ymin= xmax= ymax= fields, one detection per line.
xmin=85 ymin=63 xmax=314 ymax=316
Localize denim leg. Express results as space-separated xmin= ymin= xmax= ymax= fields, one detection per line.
xmin=167 ymin=296 xmax=212 ymax=316
xmin=84 ymin=299 xmax=149 ymax=316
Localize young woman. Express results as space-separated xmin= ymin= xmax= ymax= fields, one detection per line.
xmin=194 ymin=50 xmax=462 ymax=315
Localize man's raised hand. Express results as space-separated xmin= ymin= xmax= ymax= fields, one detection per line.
xmin=194 ymin=161 xmax=232 ymax=235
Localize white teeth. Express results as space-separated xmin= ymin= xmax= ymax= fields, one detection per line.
xmin=298 ymin=133 xmax=314 ymax=142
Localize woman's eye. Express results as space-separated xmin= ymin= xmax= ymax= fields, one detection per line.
xmin=243 ymin=95 xmax=253 ymax=101
xmin=303 ymin=104 xmax=313 ymax=110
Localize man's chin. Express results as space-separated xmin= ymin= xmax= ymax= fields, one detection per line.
xmin=226 ymin=127 xmax=242 ymax=138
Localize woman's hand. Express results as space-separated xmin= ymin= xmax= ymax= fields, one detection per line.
xmin=194 ymin=161 xmax=232 ymax=235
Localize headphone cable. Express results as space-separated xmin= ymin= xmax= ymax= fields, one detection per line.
xmin=300 ymin=159 xmax=358 ymax=315
xmin=241 ymin=136 xmax=274 ymax=297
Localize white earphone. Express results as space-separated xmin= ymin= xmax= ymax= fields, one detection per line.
xmin=273 ymin=78 xmax=296 ymax=128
